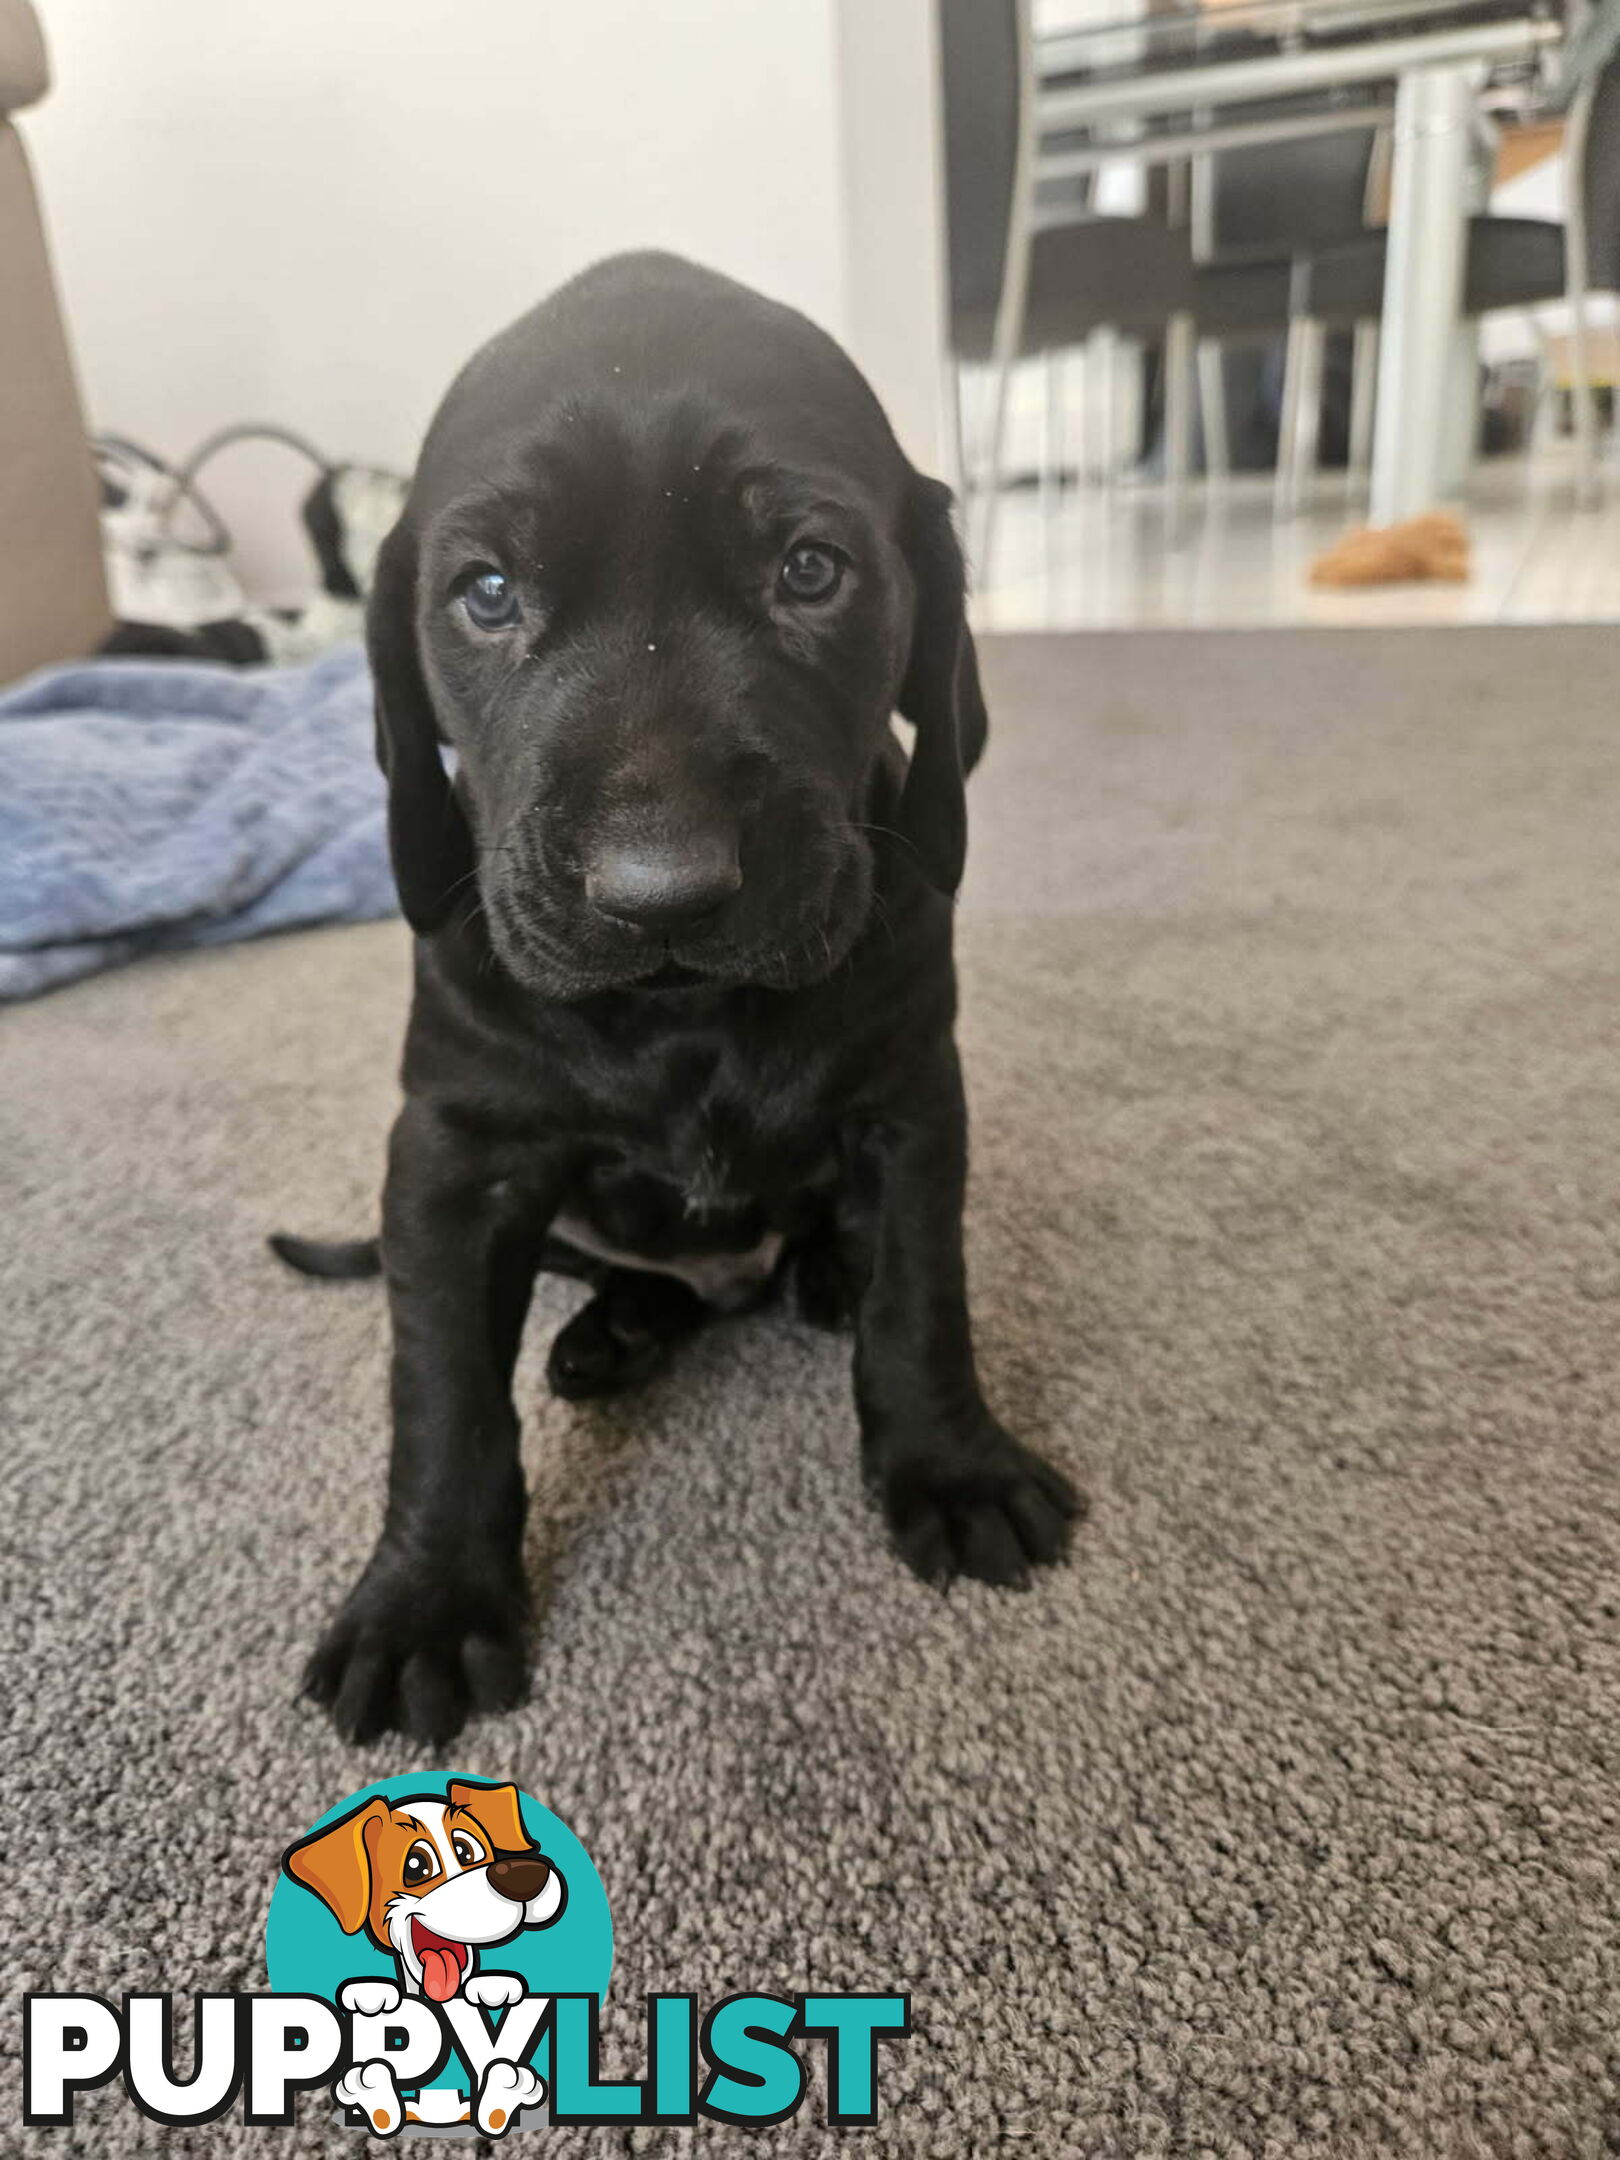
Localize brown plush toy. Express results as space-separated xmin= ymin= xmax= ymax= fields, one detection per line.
xmin=1308 ymin=510 xmax=1470 ymax=588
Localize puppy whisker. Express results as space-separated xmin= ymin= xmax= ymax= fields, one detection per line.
xmin=849 ymin=818 xmax=926 ymax=870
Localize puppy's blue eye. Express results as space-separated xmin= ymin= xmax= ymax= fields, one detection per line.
xmin=461 ymin=567 xmax=519 ymax=630
xmin=779 ymin=543 xmax=843 ymax=604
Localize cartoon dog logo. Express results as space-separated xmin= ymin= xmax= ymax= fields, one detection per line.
xmin=283 ymin=1778 xmax=565 ymax=2133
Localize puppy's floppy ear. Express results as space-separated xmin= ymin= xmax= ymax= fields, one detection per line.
xmin=894 ymin=475 xmax=989 ymax=897
xmin=283 ymin=1797 xmax=387 ymax=1935
xmin=367 ymin=517 xmax=476 ymax=934
xmin=448 ymin=1779 xmax=534 ymax=1857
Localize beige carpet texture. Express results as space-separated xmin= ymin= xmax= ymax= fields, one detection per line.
xmin=3 ymin=627 xmax=1618 ymax=2156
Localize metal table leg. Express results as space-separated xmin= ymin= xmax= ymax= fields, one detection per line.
xmin=1369 ymin=59 xmax=1483 ymax=526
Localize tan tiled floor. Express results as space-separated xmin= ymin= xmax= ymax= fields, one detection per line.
xmin=970 ymin=445 xmax=1620 ymax=631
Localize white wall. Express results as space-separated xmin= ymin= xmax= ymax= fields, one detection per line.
xmin=832 ymin=0 xmax=954 ymax=486
xmin=26 ymin=0 xmax=849 ymax=596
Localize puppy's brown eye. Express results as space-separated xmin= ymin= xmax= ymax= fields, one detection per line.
xmin=461 ymin=566 xmax=519 ymax=631
xmin=778 ymin=543 xmax=843 ymax=604
xmin=451 ymin=1832 xmax=484 ymax=1867
xmin=403 ymin=1841 xmax=437 ymax=1885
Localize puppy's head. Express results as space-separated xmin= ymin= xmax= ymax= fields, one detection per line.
xmin=369 ymin=251 xmax=987 ymax=996
xmin=283 ymin=1780 xmax=565 ymax=2002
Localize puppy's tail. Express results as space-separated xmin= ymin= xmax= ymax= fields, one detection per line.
xmin=269 ymin=1232 xmax=382 ymax=1280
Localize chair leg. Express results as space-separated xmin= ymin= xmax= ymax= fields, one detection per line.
xmin=1165 ymin=311 xmax=1196 ymax=544
xmin=1298 ymin=319 xmax=1327 ymax=514
xmin=1072 ymin=342 xmax=1090 ymax=492
xmin=975 ymin=345 xmax=1018 ymax=581
xmin=1091 ymin=325 xmax=1120 ymax=489
xmin=1041 ymin=347 xmax=1066 ymax=557
xmin=1276 ymin=316 xmax=1324 ymax=521
xmin=1047 ymin=348 xmax=1069 ymax=491
xmin=946 ymin=357 xmax=970 ymax=502
xmin=1527 ymin=325 xmax=1555 ymax=485
xmin=1197 ymin=338 xmax=1230 ymax=483
xmin=1348 ymin=319 xmax=1379 ymax=490
xmin=1276 ymin=316 xmax=1304 ymax=519
xmin=1439 ymin=321 xmax=1481 ymax=497
xmin=1568 ymin=308 xmax=1601 ymax=510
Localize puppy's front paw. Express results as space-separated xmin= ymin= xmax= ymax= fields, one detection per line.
xmin=335 ymin=2059 xmax=403 ymax=2137
xmin=302 ymin=1537 xmax=529 ymax=1746
xmin=339 ymin=1978 xmax=402 ymax=2017
xmin=881 ymin=1425 xmax=1083 ymax=1590
xmin=463 ymin=1971 xmax=526 ymax=2010
xmin=477 ymin=2059 xmax=545 ymax=2136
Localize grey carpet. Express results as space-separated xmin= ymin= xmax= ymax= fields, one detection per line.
xmin=4 ymin=626 xmax=1619 ymax=2157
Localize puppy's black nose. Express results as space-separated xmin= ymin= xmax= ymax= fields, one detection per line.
xmin=584 ymin=840 xmax=742 ymax=931
xmin=488 ymin=1855 xmax=550 ymax=1904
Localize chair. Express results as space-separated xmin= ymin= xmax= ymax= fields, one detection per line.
xmin=0 ymin=0 xmax=109 ymax=683
xmin=939 ymin=0 xmax=1295 ymax=565
xmin=1196 ymin=97 xmax=1385 ymax=513
xmin=1281 ymin=61 xmax=1620 ymax=509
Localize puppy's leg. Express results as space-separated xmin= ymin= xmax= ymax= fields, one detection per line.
xmin=546 ymin=1268 xmax=706 ymax=1400
xmin=304 ymin=1102 xmax=564 ymax=1745
xmin=846 ymin=1045 xmax=1083 ymax=1588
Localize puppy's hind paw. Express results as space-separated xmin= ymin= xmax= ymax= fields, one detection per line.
xmin=339 ymin=1978 xmax=402 ymax=2017
xmin=335 ymin=2059 xmax=404 ymax=2136
xmin=477 ymin=2059 xmax=545 ymax=2135
xmin=545 ymin=1272 xmax=703 ymax=1399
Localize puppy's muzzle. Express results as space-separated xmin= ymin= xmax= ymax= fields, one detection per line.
xmin=488 ymin=1854 xmax=552 ymax=1903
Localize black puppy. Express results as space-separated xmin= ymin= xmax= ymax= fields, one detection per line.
xmin=282 ymin=253 xmax=1080 ymax=1744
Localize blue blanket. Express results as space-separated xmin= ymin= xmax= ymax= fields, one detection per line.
xmin=0 ymin=645 xmax=398 ymax=999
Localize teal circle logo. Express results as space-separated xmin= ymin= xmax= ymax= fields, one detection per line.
xmin=266 ymin=1775 xmax=611 ymax=2134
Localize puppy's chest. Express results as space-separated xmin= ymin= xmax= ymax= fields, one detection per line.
xmin=580 ymin=1092 xmax=800 ymax=1233
xmin=551 ymin=1052 xmax=832 ymax=1300
xmin=574 ymin=1025 xmax=830 ymax=1188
